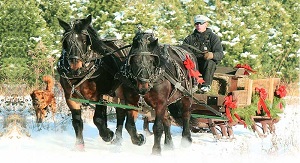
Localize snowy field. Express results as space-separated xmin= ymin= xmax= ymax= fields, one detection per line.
xmin=0 ymin=95 xmax=299 ymax=163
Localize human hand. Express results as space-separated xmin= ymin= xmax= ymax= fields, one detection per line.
xmin=204 ymin=52 xmax=213 ymax=60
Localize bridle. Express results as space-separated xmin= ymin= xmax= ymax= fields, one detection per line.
xmin=58 ymin=27 xmax=102 ymax=79
xmin=126 ymin=51 xmax=161 ymax=83
xmin=61 ymin=29 xmax=94 ymax=65
xmin=124 ymin=32 xmax=163 ymax=91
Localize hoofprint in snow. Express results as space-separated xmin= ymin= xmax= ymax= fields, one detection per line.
xmin=0 ymin=95 xmax=299 ymax=163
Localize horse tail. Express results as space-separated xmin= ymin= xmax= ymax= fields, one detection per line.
xmin=43 ymin=75 xmax=54 ymax=92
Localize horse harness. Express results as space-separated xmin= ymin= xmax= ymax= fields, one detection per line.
xmin=120 ymin=43 xmax=196 ymax=104
xmin=57 ymin=39 xmax=129 ymax=105
xmin=162 ymin=45 xmax=196 ymax=100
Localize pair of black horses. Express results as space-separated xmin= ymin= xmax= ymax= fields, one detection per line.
xmin=57 ymin=15 xmax=199 ymax=155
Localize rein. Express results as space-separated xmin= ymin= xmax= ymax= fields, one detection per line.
xmin=105 ymin=44 xmax=131 ymax=56
xmin=182 ymin=43 xmax=205 ymax=55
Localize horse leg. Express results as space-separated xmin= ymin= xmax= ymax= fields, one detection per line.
xmin=152 ymin=108 xmax=165 ymax=155
xmin=163 ymin=110 xmax=173 ymax=150
xmin=180 ymin=100 xmax=192 ymax=147
xmin=70 ymin=108 xmax=84 ymax=150
xmin=143 ymin=116 xmax=153 ymax=136
xmin=112 ymin=107 xmax=126 ymax=145
xmin=125 ymin=110 xmax=145 ymax=146
xmin=93 ymin=104 xmax=114 ymax=142
xmin=66 ymin=97 xmax=84 ymax=149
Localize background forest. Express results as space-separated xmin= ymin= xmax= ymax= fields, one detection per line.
xmin=0 ymin=0 xmax=299 ymax=90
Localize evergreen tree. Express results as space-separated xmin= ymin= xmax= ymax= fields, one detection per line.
xmin=38 ymin=0 xmax=73 ymax=56
xmin=84 ymin=0 xmax=127 ymax=40
xmin=0 ymin=0 xmax=297 ymax=85
xmin=0 ymin=0 xmax=53 ymax=85
xmin=154 ymin=0 xmax=188 ymax=44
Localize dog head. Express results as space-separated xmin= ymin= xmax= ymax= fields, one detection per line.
xmin=30 ymin=90 xmax=55 ymax=123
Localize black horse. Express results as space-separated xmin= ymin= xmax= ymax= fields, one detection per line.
xmin=57 ymin=15 xmax=144 ymax=150
xmin=119 ymin=31 xmax=199 ymax=155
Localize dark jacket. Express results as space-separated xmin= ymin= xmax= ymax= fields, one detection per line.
xmin=183 ymin=28 xmax=224 ymax=63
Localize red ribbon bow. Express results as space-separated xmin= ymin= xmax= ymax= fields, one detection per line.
xmin=224 ymin=95 xmax=236 ymax=123
xmin=275 ymin=85 xmax=287 ymax=110
xmin=235 ymin=64 xmax=256 ymax=75
xmin=255 ymin=87 xmax=271 ymax=117
xmin=275 ymin=85 xmax=287 ymax=98
xmin=183 ymin=54 xmax=205 ymax=84
xmin=223 ymin=95 xmax=246 ymax=127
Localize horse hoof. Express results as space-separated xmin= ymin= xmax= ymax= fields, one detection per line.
xmin=151 ymin=149 xmax=162 ymax=156
xmin=181 ymin=137 xmax=192 ymax=147
xmin=102 ymin=130 xmax=114 ymax=142
xmin=136 ymin=134 xmax=146 ymax=146
xmin=111 ymin=137 xmax=123 ymax=146
xmin=164 ymin=144 xmax=174 ymax=150
xmin=72 ymin=144 xmax=85 ymax=151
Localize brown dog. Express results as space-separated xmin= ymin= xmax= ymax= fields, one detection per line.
xmin=30 ymin=75 xmax=56 ymax=123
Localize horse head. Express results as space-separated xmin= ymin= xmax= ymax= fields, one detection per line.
xmin=127 ymin=32 xmax=161 ymax=94
xmin=58 ymin=15 xmax=98 ymax=77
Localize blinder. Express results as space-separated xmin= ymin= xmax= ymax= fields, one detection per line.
xmin=126 ymin=50 xmax=161 ymax=84
xmin=127 ymin=51 xmax=160 ymax=67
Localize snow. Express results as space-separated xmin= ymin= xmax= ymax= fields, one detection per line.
xmin=0 ymin=96 xmax=299 ymax=163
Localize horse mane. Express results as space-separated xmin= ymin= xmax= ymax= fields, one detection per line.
xmin=86 ymin=25 xmax=110 ymax=54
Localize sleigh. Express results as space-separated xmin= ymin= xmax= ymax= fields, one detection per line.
xmin=190 ymin=66 xmax=284 ymax=138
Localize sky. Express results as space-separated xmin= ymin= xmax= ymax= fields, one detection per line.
xmin=0 ymin=95 xmax=299 ymax=163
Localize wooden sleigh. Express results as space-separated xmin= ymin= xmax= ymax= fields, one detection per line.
xmin=190 ymin=66 xmax=282 ymax=138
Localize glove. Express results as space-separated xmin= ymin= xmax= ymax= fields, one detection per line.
xmin=204 ymin=52 xmax=214 ymax=60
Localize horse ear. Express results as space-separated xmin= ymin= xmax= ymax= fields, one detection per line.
xmin=150 ymin=38 xmax=159 ymax=47
xmin=82 ymin=15 xmax=92 ymax=29
xmin=86 ymin=15 xmax=92 ymax=22
xmin=58 ymin=18 xmax=71 ymax=31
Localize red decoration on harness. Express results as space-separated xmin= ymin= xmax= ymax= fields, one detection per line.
xmin=235 ymin=64 xmax=256 ymax=75
xmin=255 ymin=87 xmax=271 ymax=117
xmin=183 ymin=54 xmax=204 ymax=84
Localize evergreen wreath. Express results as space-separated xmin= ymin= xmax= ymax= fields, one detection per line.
xmin=224 ymin=85 xmax=287 ymax=128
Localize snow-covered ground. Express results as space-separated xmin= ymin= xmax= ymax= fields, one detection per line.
xmin=0 ymin=95 xmax=299 ymax=163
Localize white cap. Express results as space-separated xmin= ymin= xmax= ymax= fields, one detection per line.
xmin=194 ymin=15 xmax=211 ymax=24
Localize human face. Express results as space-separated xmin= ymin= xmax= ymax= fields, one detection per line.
xmin=195 ymin=21 xmax=207 ymax=33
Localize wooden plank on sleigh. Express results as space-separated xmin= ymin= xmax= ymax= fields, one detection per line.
xmin=212 ymin=67 xmax=249 ymax=95
xmin=252 ymin=116 xmax=272 ymax=121
xmin=251 ymin=78 xmax=281 ymax=103
xmin=214 ymin=66 xmax=247 ymax=77
xmin=232 ymin=90 xmax=251 ymax=106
